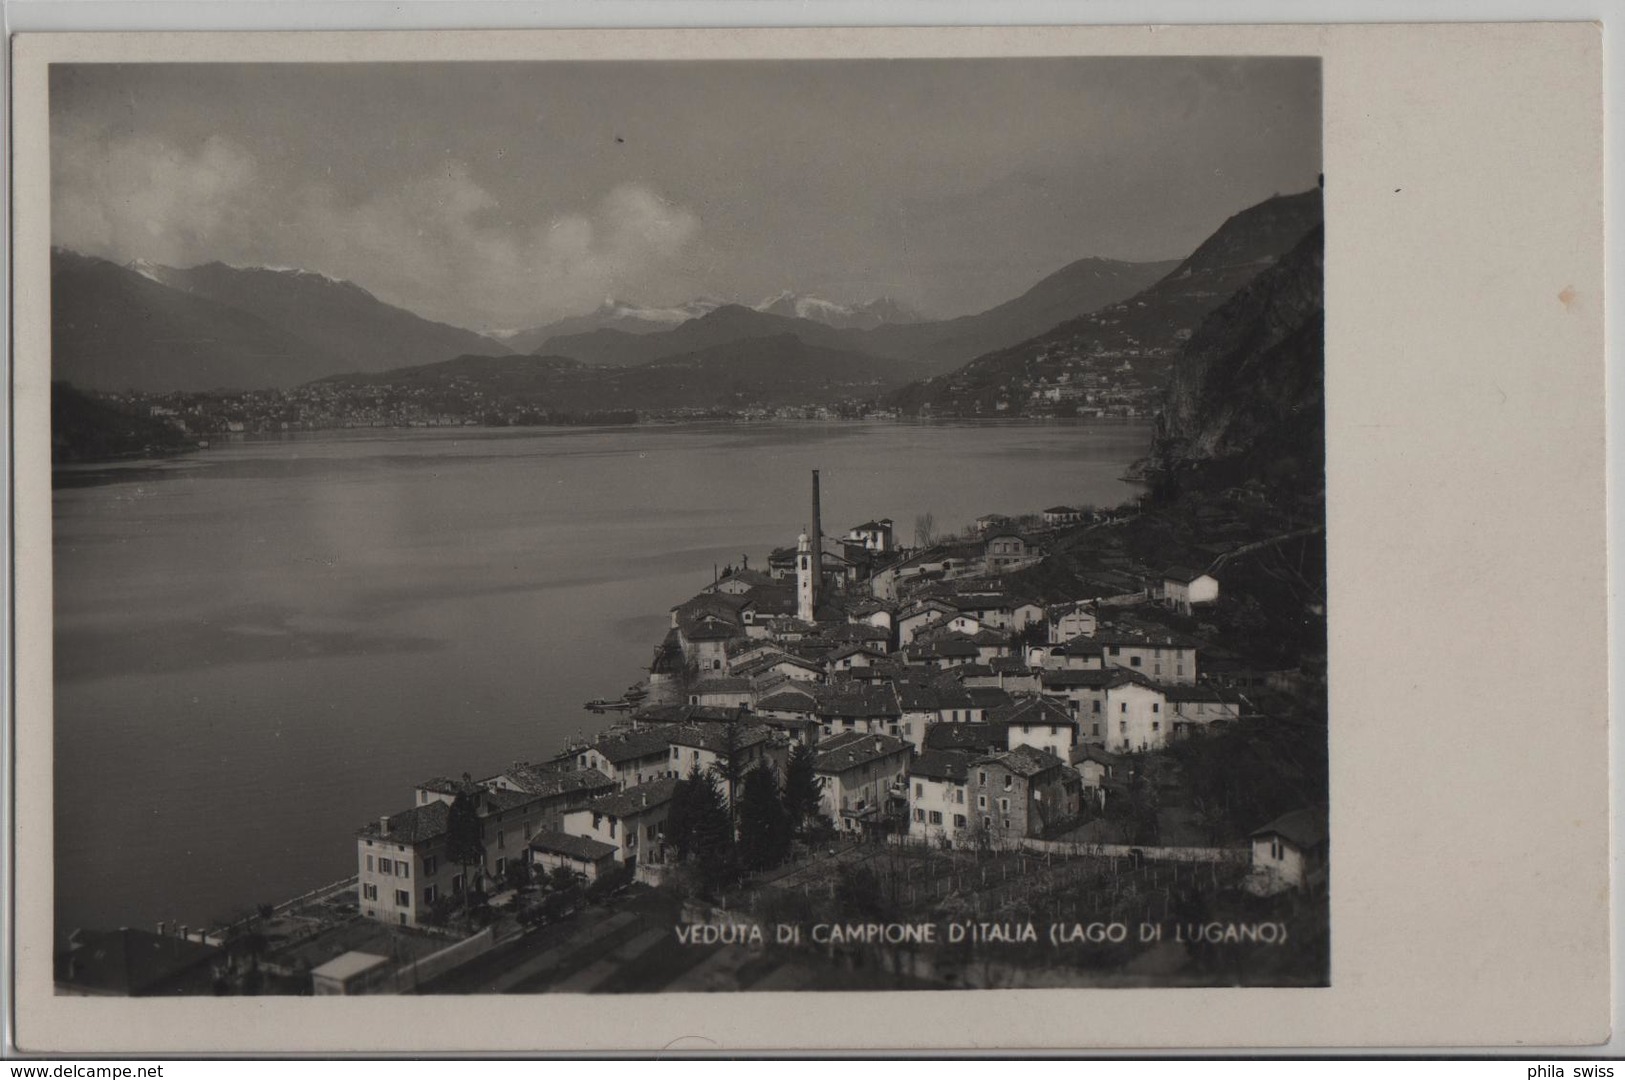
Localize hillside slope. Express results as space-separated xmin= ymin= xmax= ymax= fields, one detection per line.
xmin=889 ymin=189 xmax=1323 ymax=417
xmin=140 ymin=261 xmax=509 ymax=373
xmin=51 ymin=250 xmax=338 ymax=391
xmin=1149 ymin=223 xmax=1325 ymax=502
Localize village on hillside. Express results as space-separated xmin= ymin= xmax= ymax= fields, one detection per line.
xmin=63 ymin=468 xmax=1327 ymax=997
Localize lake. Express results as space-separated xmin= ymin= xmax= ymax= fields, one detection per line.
xmin=51 ymin=419 xmax=1150 ymax=934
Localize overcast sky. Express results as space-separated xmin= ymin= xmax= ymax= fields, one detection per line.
xmin=51 ymin=58 xmax=1320 ymax=332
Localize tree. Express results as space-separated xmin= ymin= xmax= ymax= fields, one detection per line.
xmin=713 ymin=722 xmax=749 ymax=833
xmin=782 ymin=742 xmax=828 ymax=837
xmin=736 ymin=763 xmax=792 ymax=872
xmin=444 ymin=781 xmax=486 ymax=910
xmin=914 ymin=511 xmax=937 ymax=548
xmin=674 ymin=762 xmax=736 ymax=894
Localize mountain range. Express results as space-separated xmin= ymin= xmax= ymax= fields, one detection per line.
xmin=50 ymin=187 xmax=1320 ymax=416
xmin=887 ymin=189 xmax=1324 ymax=416
xmin=52 ymin=251 xmax=511 ymax=392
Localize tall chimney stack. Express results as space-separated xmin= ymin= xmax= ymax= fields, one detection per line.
xmin=810 ymin=470 xmax=823 ymax=613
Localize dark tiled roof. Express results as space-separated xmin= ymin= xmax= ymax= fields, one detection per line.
xmin=989 ymin=696 xmax=1077 ymax=729
xmin=1040 ymin=668 xmax=1156 ymax=690
xmin=757 ymin=689 xmax=818 ymax=712
xmin=358 ymin=801 xmax=451 ymax=844
xmin=591 ymin=728 xmax=676 ymax=764
xmin=1070 ymin=745 xmax=1124 ymax=767
xmin=909 ymin=749 xmax=970 ymax=783
xmin=528 ymin=830 xmax=618 ymax=861
xmin=1043 ymin=505 xmax=1078 ymax=515
xmin=588 ymin=777 xmax=681 ymax=818
xmin=1251 ymin=808 xmax=1327 ymax=849
xmin=1160 ymin=685 xmax=1234 ymax=704
xmin=987 ymin=658 xmax=1031 ymax=675
xmin=500 ymin=765 xmax=616 ymax=799
xmin=1162 ymin=566 xmax=1209 ymax=584
xmin=815 ymin=731 xmax=911 ymax=774
xmin=825 ymin=643 xmax=885 ymax=662
xmin=923 ymin=722 xmax=1001 ymax=753
xmin=979 ymin=744 xmax=1065 ymax=778
xmin=966 ymin=686 xmax=1015 ymax=710
xmin=815 ymin=684 xmax=900 ymax=720
xmin=668 ymin=721 xmax=776 ymax=755
xmin=415 ymin=775 xmax=476 ymax=796
xmin=717 ymin=569 xmax=776 ymax=590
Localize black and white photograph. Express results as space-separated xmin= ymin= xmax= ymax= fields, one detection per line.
xmin=42 ymin=50 xmax=1323 ymax=997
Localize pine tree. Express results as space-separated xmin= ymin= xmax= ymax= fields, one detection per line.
xmin=444 ymin=781 xmax=486 ymax=910
xmin=736 ymin=762 xmax=791 ymax=872
xmin=685 ymin=764 xmax=736 ymax=893
xmin=783 ymin=741 xmax=828 ymax=837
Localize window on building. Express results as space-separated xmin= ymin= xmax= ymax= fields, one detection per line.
xmin=983 ymin=816 xmax=992 ymax=829
xmin=977 ymin=795 xmax=987 ymax=809
xmin=395 ymin=889 xmax=410 ymax=908
xmin=929 ymin=810 xmax=943 ymax=825
xmin=423 ymin=856 xmax=437 ymax=876
xmin=1004 ymin=819 xmax=1011 ymax=830
xmin=999 ymin=798 xmax=1009 ymax=813
xmin=1152 ymin=703 xmax=1160 ymax=713
xmin=365 ymin=855 xmax=374 ymax=872
xmin=377 ymin=860 xmax=391 ymax=877
xmin=1092 ymin=724 xmax=1101 ymax=736
xmin=956 ymin=790 xmax=965 ymax=804
xmin=497 ymin=829 xmax=506 ymax=850
xmin=424 ymin=884 xmax=438 ymax=906
xmin=978 ymin=771 xmax=987 ymax=785
xmin=495 ymin=857 xmax=506 ymax=876
xmin=1130 ymin=656 xmax=1142 ymax=667
xmin=954 ymin=814 xmax=967 ymax=828
xmin=1092 ymin=701 xmax=1102 ymax=714
xmin=362 ymin=884 xmax=378 ymax=901
xmin=1120 ymin=721 xmax=1127 ymax=733
xmin=914 ymin=809 xmax=925 ymax=823
xmin=1120 ymin=703 xmax=1128 ymax=713
xmin=608 ymin=820 xmax=617 ymax=839
xmin=451 ymin=874 xmax=464 ymax=894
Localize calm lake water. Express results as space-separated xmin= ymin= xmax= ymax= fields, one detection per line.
xmin=52 ymin=420 xmax=1150 ymax=933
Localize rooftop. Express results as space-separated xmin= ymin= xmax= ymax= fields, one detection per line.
xmin=815 ymin=731 xmax=911 ymax=774
xmin=909 ymin=748 xmax=971 ymax=783
xmin=498 ymin=765 xmax=617 ymax=799
xmin=989 ymin=696 xmax=1077 ymax=729
xmin=923 ymin=722 xmax=1002 ymax=754
xmin=357 ymin=800 xmax=450 ymax=845
xmin=591 ymin=728 xmax=677 ymax=764
xmin=528 ymin=830 xmax=620 ymax=861
xmin=587 ymin=777 xmax=681 ymax=819
xmin=978 ymin=744 xmax=1065 ymax=778
xmin=1251 ymin=808 xmax=1327 ymax=850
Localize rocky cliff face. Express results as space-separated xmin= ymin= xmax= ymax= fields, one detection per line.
xmin=1150 ymin=222 xmax=1324 ymax=501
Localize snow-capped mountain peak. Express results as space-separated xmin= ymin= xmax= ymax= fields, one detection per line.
xmin=752 ymin=291 xmax=923 ymax=330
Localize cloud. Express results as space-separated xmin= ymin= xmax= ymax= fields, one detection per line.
xmin=52 ymin=121 xmax=259 ymax=267
xmin=51 ymin=122 xmax=702 ymax=329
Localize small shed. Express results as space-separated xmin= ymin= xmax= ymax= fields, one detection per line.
xmin=528 ymin=830 xmax=619 ymax=882
xmin=1247 ymin=809 xmax=1328 ymax=895
xmin=311 ymin=950 xmax=392 ymax=996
